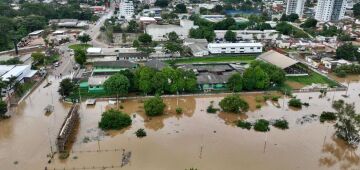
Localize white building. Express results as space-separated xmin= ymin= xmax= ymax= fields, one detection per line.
xmin=315 ymin=0 xmax=347 ymax=22
xmin=0 ymin=65 xmax=38 ymax=95
xmin=286 ymin=0 xmax=306 ymax=18
xmin=207 ymin=42 xmax=263 ymax=54
xmin=214 ymin=30 xmax=280 ymax=41
xmin=145 ymin=20 xmax=198 ymax=41
xmin=184 ymin=38 xmax=209 ymax=57
xmin=118 ymin=0 xmax=134 ymax=20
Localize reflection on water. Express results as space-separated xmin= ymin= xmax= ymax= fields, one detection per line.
xmin=319 ymin=135 xmax=360 ymax=170
xmin=1 ymin=76 xmax=360 ymax=170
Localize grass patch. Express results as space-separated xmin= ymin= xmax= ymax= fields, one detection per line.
xmin=167 ymin=55 xmax=256 ymax=64
xmin=286 ymin=71 xmax=338 ymax=87
xmin=68 ymin=44 xmax=92 ymax=51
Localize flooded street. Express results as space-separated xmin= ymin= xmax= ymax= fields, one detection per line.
xmin=1 ymin=75 xmax=360 ymax=170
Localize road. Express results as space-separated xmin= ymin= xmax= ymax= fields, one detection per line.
xmin=86 ymin=7 xmax=114 ymax=48
xmin=51 ymin=6 xmax=115 ymax=77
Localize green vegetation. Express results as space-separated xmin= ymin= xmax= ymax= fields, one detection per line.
xmin=74 ymin=48 xmax=87 ymax=66
xmin=276 ymin=22 xmax=309 ymax=38
xmin=332 ymin=100 xmax=360 ymax=147
xmin=334 ymin=64 xmax=360 ymax=77
xmin=273 ymin=119 xmax=289 ymax=130
xmin=336 ymin=43 xmax=360 ymax=62
xmin=280 ymin=13 xmax=299 ymax=22
xmin=300 ymin=18 xmax=317 ymax=28
xmin=136 ymin=66 xmax=197 ymax=95
xmin=98 ymin=109 xmax=131 ymax=130
xmin=103 ymin=73 xmax=130 ymax=99
xmin=0 ymin=1 xmax=98 ymax=51
xmin=254 ymin=119 xmax=270 ymax=132
xmin=167 ymin=55 xmax=256 ymax=65
xmin=288 ymin=98 xmax=302 ymax=108
xmin=174 ymin=3 xmax=187 ymax=13
xmin=286 ymin=71 xmax=338 ymax=87
xmin=219 ymin=94 xmax=249 ymax=113
xmin=176 ymin=107 xmax=183 ymax=114
xmin=224 ymin=30 xmax=236 ymax=42
xmin=77 ymin=33 xmax=92 ymax=44
xmin=271 ymin=95 xmax=281 ymax=102
xmin=68 ymin=44 xmax=92 ymax=51
xmin=134 ymin=33 xmax=156 ymax=55
xmin=320 ymin=112 xmax=337 ymax=123
xmin=144 ymin=96 xmax=166 ymax=117
xmin=243 ymin=66 xmax=270 ymax=90
xmin=0 ymin=100 xmax=8 ymax=118
xmin=59 ymin=151 xmax=70 ymax=160
xmin=207 ymin=101 xmax=218 ymax=113
xmin=227 ymin=73 xmax=243 ymax=92
xmin=236 ymin=120 xmax=252 ymax=130
xmin=354 ymin=2 xmax=360 ymax=18
xmin=0 ymin=58 xmax=23 ymax=65
xmin=135 ymin=128 xmax=147 ymax=138
xmin=58 ymin=78 xmax=76 ymax=98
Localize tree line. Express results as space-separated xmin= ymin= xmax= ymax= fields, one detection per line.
xmin=227 ymin=61 xmax=286 ymax=92
xmin=0 ymin=1 xmax=98 ymax=51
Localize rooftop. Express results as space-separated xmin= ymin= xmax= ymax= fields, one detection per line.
xmin=258 ymin=50 xmax=299 ymax=69
xmin=93 ymin=60 xmax=137 ymax=69
xmin=208 ymin=42 xmax=263 ymax=48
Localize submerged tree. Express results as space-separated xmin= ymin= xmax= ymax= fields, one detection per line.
xmin=332 ymin=100 xmax=360 ymax=147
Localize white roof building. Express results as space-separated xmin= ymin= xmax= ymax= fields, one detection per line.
xmin=208 ymin=42 xmax=263 ymax=54
xmin=87 ymin=47 xmax=102 ymax=54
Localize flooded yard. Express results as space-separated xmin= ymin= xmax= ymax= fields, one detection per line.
xmin=1 ymin=76 xmax=360 ymax=170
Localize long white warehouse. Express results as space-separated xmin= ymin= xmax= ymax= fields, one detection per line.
xmin=207 ymin=42 xmax=263 ymax=54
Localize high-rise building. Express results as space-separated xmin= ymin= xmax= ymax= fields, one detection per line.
xmin=118 ymin=0 xmax=134 ymax=20
xmin=285 ymin=0 xmax=306 ymax=17
xmin=315 ymin=0 xmax=347 ymax=22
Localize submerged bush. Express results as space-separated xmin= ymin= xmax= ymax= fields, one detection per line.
xmin=144 ymin=96 xmax=166 ymax=116
xmin=320 ymin=111 xmax=337 ymax=123
xmin=254 ymin=119 xmax=270 ymax=132
xmin=207 ymin=105 xmax=218 ymax=113
xmin=271 ymin=95 xmax=280 ymax=101
xmin=273 ymin=119 xmax=289 ymax=129
xmin=98 ymin=109 xmax=132 ymax=130
xmin=135 ymin=128 xmax=147 ymax=138
xmin=236 ymin=120 xmax=252 ymax=130
xmin=288 ymin=98 xmax=302 ymax=108
xmin=219 ymin=94 xmax=249 ymax=113
xmin=176 ymin=107 xmax=183 ymax=114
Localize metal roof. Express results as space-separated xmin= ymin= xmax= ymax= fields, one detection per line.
xmin=257 ymin=50 xmax=298 ymax=69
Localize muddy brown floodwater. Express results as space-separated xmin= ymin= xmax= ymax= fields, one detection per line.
xmin=1 ymin=76 xmax=360 ymax=170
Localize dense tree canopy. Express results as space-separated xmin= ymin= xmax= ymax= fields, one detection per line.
xmin=74 ymin=48 xmax=87 ymax=66
xmin=154 ymin=0 xmax=169 ymax=8
xmin=58 ymin=78 xmax=76 ymax=97
xmin=242 ymin=66 xmax=270 ymax=90
xmin=174 ymin=4 xmax=187 ymax=13
xmin=224 ymin=30 xmax=236 ymax=42
xmin=354 ymin=3 xmax=360 ymax=18
xmin=219 ymin=94 xmax=249 ymax=113
xmin=336 ymin=43 xmax=360 ymax=61
xmin=144 ymin=96 xmax=166 ymax=116
xmin=300 ymin=18 xmax=317 ymax=28
xmin=103 ymin=73 xmax=130 ymax=97
xmin=0 ymin=1 xmax=98 ymax=51
xmin=227 ymin=73 xmax=243 ymax=92
xmin=98 ymin=109 xmax=132 ymax=130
